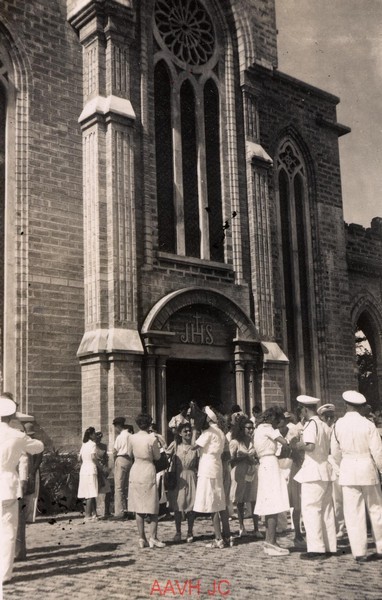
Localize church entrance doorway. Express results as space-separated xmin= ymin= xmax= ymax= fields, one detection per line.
xmin=166 ymin=359 xmax=233 ymax=424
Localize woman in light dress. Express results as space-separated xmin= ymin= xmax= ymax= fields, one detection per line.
xmin=193 ymin=406 xmax=227 ymax=549
xmin=127 ymin=413 xmax=166 ymax=549
xmin=77 ymin=426 xmax=98 ymax=521
xmin=253 ymin=407 xmax=291 ymax=556
xmin=229 ymin=415 xmax=263 ymax=539
xmin=167 ymin=422 xmax=199 ymax=543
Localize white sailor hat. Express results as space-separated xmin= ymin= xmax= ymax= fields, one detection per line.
xmin=342 ymin=390 xmax=367 ymax=405
xmin=296 ymin=395 xmax=320 ymax=406
xmin=0 ymin=396 xmax=17 ymax=417
xmin=317 ymin=403 xmax=335 ymax=416
xmin=204 ymin=406 xmax=218 ymax=423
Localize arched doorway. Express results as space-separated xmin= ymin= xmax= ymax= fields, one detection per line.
xmin=355 ymin=311 xmax=380 ymax=410
xmin=141 ymin=287 xmax=261 ymax=437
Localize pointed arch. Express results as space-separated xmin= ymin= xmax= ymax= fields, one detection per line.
xmin=275 ymin=134 xmax=320 ymax=401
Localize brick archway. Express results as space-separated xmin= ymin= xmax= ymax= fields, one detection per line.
xmin=141 ymin=286 xmax=259 ymax=341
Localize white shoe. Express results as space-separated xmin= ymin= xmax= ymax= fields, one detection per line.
xmin=264 ymin=542 xmax=290 ymax=556
xmin=149 ymin=538 xmax=166 ymax=548
xmin=336 ymin=530 xmax=345 ymax=539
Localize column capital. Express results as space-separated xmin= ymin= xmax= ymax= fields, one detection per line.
xmin=68 ymin=0 xmax=135 ymax=45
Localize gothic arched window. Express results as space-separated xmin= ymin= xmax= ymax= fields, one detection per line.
xmin=277 ymin=140 xmax=315 ymax=399
xmin=153 ymin=0 xmax=224 ymax=262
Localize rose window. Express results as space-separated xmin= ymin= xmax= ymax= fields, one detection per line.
xmin=154 ymin=0 xmax=215 ymax=66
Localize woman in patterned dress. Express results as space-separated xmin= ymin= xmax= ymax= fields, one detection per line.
xmin=167 ymin=422 xmax=199 ymax=542
xmin=229 ymin=415 xmax=263 ymax=538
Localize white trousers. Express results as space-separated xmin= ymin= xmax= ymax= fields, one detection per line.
xmin=1 ymin=499 xmax=19 ymax=583
xmin=301 ymin=481 xmax=337 ymax=553
xmin=342 ymin=484 xmax=382 ymax=557
xmin=332 ymin=478 xmax=345 ymax=534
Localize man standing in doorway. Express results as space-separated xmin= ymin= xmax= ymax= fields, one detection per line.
xmin=331 ymin=390 xmax=382 ymax=562
xmin=0 ymin=395 xmax=44 ymax=584
xmin=294 ymin=395 xmax=337 ymax=560
xmin=112 ymin=417 xmax=132 ymax=520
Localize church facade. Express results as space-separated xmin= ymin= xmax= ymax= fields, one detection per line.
xmin=0 ymin=0 xmax=381 ymax=448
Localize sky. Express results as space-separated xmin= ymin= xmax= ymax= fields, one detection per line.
xmin=275 ymin=0 xmax=382 ymax=226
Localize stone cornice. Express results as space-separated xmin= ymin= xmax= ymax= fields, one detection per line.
xmin=246 ymin=141 xmax=273 ymax=167
xmin=78 ymin=95 xmax=135 ymax=126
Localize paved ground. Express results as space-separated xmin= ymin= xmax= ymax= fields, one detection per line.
xmin=2 ymin=513 xmax=381 ymax=600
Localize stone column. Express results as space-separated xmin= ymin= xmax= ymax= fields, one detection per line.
xmin=68 ymin=0 xmax=144 ymax=436
xmin=234 ymin=359 xmax=246 ymax=411
xmin=145 ymin=355 xmax=157 ymax=423
xmin=156 ymin=358 xmax=167 ymax=438
xmin=242 ymin=84 xmax=275 ymax=340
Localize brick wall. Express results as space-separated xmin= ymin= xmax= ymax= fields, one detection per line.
xmin=2 ymin=0 xmax=83 ymax=448
xmin=249 ymin=65 xmax=356 ymax=405
xmin=346 ymin=218 xmax=382 ymax=322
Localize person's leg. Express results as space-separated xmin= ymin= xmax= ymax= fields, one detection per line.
xmin=186 ymin=511 xmax=195 ymax=537
xmin=321 ymin=482 xmax=337 ymax=553
xmin=85 ymin=498 xmax=93 ymax=518
xmin=149 ymin=515 xmax=159 ymax=540
xmin=219 ymin=508 xmax=231 ymax=539
xmin=301 ymin=482 xmax=326 ymax=553
xmin=136 ymin=513 xmax=146 ymax=540
xmin=251 ymin=502 xmax=262 ymax=536
xmin=113 ymin=457 xmax=124 ymax=517
xmin=174 ymin=511 xmax=182 ymax=537
xmin=293 ymin=508 xmax=304 ymax=540
xmin=212 ymin=512 xmax=222 ymax=540
xmin=91 ymin=498 xmax=97 ymax=517
xmin=237 ymin=502 xmax=245 ymax=532
xmin=363 ymin=484 xmax=382 ymax=554
xmin=265 ymin=514 xmax=277 ymax=545
xmin=342 ymin=485 xmax=366 ymax=558
xmin=1 ymin=499 xmax=18 ymax=583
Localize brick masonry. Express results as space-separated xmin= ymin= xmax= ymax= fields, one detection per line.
xmin=0 ymin=0 xmax=381 ymax=448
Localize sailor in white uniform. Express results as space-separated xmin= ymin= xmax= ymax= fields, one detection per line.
xmin=294 ymin=395 xmax=337 ymax=560
xmin=331 ymin=390 xmax=382 ymax=562
xmin=0 ymin=396 xmax=44 ymax=584
xmin=317 ymin=403 xmax=346 ymax=539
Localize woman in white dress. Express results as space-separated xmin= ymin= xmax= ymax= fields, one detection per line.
xmin=127 ymin=413 xmax=165 ymax=549
xmin=193 ymin=406 xmax=227 ymax=548
xmin=253 ymin=407 xmax=291 ymax=556
xmin=77 ymin=427 xmax=98 ymax=521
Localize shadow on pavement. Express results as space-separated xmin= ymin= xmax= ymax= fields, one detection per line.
xmin=22 ymin=543 xmax=121 ymax=561
xmin=12 ymin=552 xmax=136 ymax=583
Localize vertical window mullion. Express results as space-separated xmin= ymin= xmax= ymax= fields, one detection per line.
xmin=172 ymin=82 xmax=185 ymax=255
xmin=196 ymin=85 xmax=210 ymax=260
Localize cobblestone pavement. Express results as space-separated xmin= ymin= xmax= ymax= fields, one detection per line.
xmin=2 ymin=513 xmax=381 ymax=600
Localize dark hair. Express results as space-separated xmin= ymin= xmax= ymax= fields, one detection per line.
xmin=178 ymin=422 xmax=192 ymax=435
xmin=231 ymin=404 xmax=242 ymax=414
xmin=150 ymin=422 xmax=158 ymax=432
xmin=83 ymin=426 xmax=96 ymax=443
xmin=135 ymin=413 xmax=152 ymax=431
xmin=126 ymin=424 xmax=134 ymax=434
xmin=256 ymin=406 xmax=285 ymax=426
xmin=180 ymin=402 xmax=189 ymax=412
xmin=231 ymin=415 xmax=253 ymax=443
xmin=252 ymin=405 xmax=261 ymax=415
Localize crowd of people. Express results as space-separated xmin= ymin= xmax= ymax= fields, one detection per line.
xmin=2 ymin=388 xmax=382 ymax=586
xmin=76 ymin=390 xmax=382 ymax=561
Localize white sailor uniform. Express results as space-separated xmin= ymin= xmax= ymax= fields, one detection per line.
xmin=331 ymin=411 xmax=382 ymax=558
xmin=0 ymin=422 xmax=44 ymax=582
xmin=294 ymin=416 xmax=337 ymax=553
